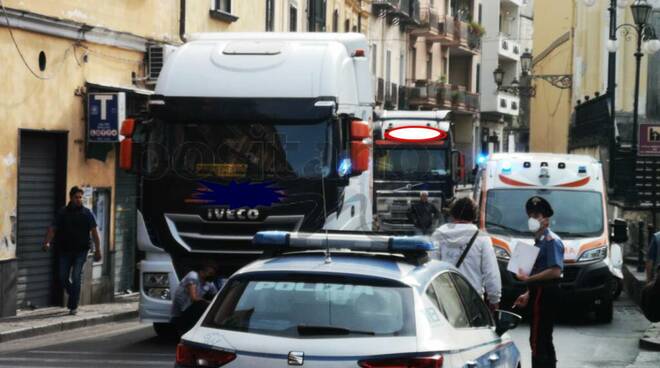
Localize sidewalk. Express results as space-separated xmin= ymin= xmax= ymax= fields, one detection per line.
xmin=0 ymin=293 xmax=138 ymax=343
xmin=623 ymin=263 xmax=660 ymax=352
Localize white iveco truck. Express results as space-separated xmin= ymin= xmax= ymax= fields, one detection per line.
xmin=120 ymin=33 xmax=374 ymax=337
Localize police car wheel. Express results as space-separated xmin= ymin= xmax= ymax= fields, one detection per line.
xmin=153 ymin=322 xmax=177 ymax=340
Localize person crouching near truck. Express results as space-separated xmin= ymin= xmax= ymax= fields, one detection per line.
xmin=431 ymin=197 xmax=502 ymax=311
xmin=407 ymin=191 xmax=441 ymax=235
xmin=513 ymin=196 xmax=564 ymax=368
xmin=170 ymin=264 xmax=219 ymax=338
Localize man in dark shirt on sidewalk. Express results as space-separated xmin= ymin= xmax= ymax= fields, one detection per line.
xmin=407 ymin=191 xmax=440 ymax=235
xmin=43 ymin=186 xmax=102 ymax=315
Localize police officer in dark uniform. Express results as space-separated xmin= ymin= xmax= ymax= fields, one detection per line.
xmin=513 ymin=196 xmax=564 ymax=368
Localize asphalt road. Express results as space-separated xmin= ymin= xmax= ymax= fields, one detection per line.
xmin=0 ymin=293 xmax=651 ymax=368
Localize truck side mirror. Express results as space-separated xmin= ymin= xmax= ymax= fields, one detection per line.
xmin=119 ymin=118 xmax=142 ymax=173
xmin=610 ymin=218 xmax=629 ymax=243
xmin=349 ymin=119 xmax=370 ymax=176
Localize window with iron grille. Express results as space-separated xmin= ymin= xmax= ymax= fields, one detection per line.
xmin=307 ymin=0 xmax=326 ymax=32
xmin=266 ymin=0 xmax=275 ymax=31
xmin=289 ymin=5 xmax=298 ymax=32
xmin=333 ymin=10 xmax=339 ymax=32
xmin=214 ymin=0 xmax=231 ymax=13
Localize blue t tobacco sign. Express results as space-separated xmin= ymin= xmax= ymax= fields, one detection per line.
xmin=87 ymin=92 xmax=125 ymax=143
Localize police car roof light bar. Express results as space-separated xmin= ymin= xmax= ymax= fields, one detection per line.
xmin=253 ymin=231 xmax=436 ymax=254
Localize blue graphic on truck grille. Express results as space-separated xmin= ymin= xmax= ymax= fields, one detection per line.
xmin=186 ymin=180 xmax=285 ymax=209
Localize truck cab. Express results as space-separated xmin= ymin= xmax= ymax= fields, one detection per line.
xmin=474 ymin=153 xmax=624 ymax=322
xmin=119 ymin=33 xmax=374 ymax=334
xmin=373 ymin=110 xmax=460 ymax=234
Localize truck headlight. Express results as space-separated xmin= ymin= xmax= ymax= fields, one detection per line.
xmin=494 ymin=246 xmax=510 ymax=260
xmin=578 ymin=246 xmax=607 ymax=262
xmin=377 ymin=201 xmax=389 ymax=212
xmin=143 ymin=272 xmax=171 ymax=300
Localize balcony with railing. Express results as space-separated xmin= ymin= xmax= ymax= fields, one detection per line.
xmin=466 ymin=92 xmax=480 ymax=113
xmin=408 ymin=80 xmax=438 ymax=108
xmin=410 ymin=5 xmax=440 ymax=39
xmin=436 ymin=83 xmax=453 ymax=109
xmin=376 ymin=78 xmax=385 ymax=103
xmin=436 ymin=14 xmax=455 ymax=42
xmin=499 ymin=34 xmax=521 ymax=61
xmin=454 ymin=19 xmax=469 ymax=48
xmin=451 ymin=85 xmax=467 ymax=111
xmin=385 ymin=82 xmax=398 ymax=108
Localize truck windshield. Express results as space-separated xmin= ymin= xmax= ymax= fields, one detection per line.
xmin=485 ymin=189 xmax=604 ymax=238
xmin=203 ymin=274 xmax=415 ymax=338
xmin=145 ymin=119 xmax=334 ymax=180
xmin=374 ymin=147 xmax=448 ymax=179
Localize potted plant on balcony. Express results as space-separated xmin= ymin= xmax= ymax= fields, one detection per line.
xmin=468 ymin=21 xmax=485 ymax=37
xmin=451 ymin=88 xmax=466 ymax=108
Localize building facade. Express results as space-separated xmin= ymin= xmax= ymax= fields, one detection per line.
xmin=0 ymin=0 xmax=308 ymax=317
xmin=479 ymin=0 xmax=524 ymax=155
xmin=529 ymin=0 xmax=574 ymax=153
xmin=0 ymin=0 xmax=490 ymax=316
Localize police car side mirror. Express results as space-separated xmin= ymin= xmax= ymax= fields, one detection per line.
xmin=494 ymin=310 xmax=522 ymax=336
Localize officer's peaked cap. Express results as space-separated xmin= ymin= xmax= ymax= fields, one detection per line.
xmin=525 ymin=196 xmax=554 ymax=217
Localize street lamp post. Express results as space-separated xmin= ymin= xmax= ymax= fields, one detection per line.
xmin=492 ymin=50 xmax=572 ymax=97
xmin=616 ymin=0 xmax=660 ymax=153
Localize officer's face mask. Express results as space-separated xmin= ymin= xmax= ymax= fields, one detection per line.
xmin=528 ymin=217 xmax=542 ymax=233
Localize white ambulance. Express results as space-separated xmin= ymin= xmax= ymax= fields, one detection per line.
xmin=474 ymin=153 xmax=625 ymax=322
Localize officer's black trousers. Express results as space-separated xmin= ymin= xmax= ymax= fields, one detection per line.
xmin=529 ymin=283 xmax=560 ymax=368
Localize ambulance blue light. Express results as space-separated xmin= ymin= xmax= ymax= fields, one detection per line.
xmin=253 ymin=231 xmax=289 ymax=246
xmin=477 ymin=154 xmax=488 ymax=165
xmin=337 ymin=158 xmax=352 ymax=177
xmin=389 ymin=236 xmax=435 ymax=252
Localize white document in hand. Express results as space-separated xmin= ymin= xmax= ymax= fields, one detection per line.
xmin=507 ymin=241 xmax=540 ymax=275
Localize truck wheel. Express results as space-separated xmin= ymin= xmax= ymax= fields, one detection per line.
xmin=153 ymin=322 xmax=177 ymax=340
xmin=595 ymin=299 xmax=613 ymax=324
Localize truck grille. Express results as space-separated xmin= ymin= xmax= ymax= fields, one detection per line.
xmin=164 ymin=213 xmax=304 ymax=253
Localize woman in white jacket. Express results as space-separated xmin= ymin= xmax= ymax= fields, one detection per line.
xmin=431 ymin=197 xmax=502 ymax=310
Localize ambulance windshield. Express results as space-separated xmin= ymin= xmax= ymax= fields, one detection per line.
xmin=485 ymin=189 xmax=604 ymax=238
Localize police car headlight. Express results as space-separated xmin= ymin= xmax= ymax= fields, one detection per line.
xmin=494 ymin=246 xmax=511 ymax=260
xmin=578 ymin=246 xmax=607 ymax=262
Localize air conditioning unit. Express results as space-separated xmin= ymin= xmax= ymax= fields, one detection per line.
xmin=146 ymin=44 xmax=177 ymax=85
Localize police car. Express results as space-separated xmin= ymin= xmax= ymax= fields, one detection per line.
xmin=175 ymin=232 xmax=522 ymax=368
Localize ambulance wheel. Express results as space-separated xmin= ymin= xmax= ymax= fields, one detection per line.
xmin=153 ymin=322 xmax=177 ymax=340
xmin=595 ymin=299 xmax=613 ymax=323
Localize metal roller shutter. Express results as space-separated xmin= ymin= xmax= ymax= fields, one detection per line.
xmin=17 ymin=134 xmax=59 ymax=308
xmin=113 ymin=166 xmax=137 ymax=292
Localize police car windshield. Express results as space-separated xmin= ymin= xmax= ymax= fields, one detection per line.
xmin=203 ymin=274 xmax=415 ymax=338
xmin=485 ymin=189 xmax=604 ymax=238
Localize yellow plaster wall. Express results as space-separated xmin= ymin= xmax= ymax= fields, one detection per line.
xmin=530 ymin=0 xmax=574 ymax=153
xmin=0 ymin=28 xmax=144 ymax=260
xmin=3 ymin=0 xmax=179 ymax=42
xmin=186 ymin=0 xmax=267 ymax=33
